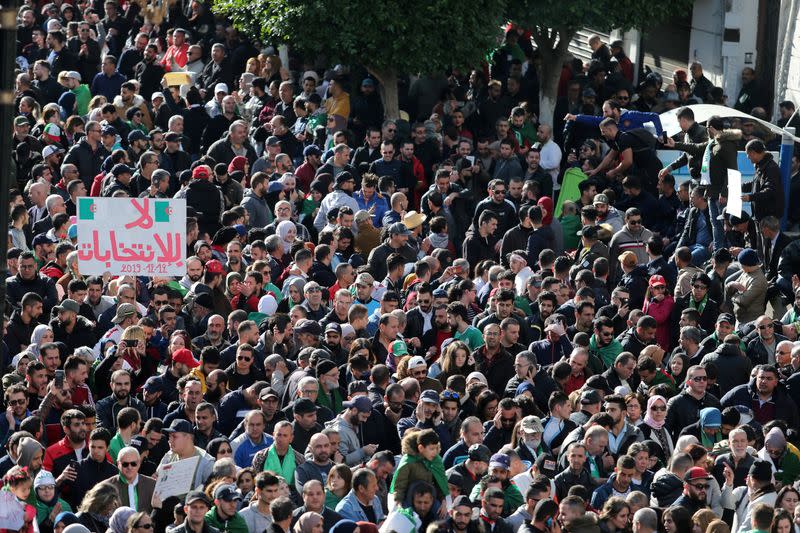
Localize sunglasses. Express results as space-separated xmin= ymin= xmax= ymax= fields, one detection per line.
xmin=135 ymin=524 xmax=154 ymax=530
xmin=692 ymin=284 xmax=708 ymax=290
xmin=121 ymin=461 xmax=138 ymax=468
xmin=691 ymin=376 xmax=708 ymax=382
xmin=237 ymin=356 xmax=252 ymax=362
xmin=493 ymin=189 xmax=506 ymax=195
xmin=628 ymin=219 xmax=642 ymax=225
xmin=758 ymin=324 xmax=773 ymax=330
xmin=442 ymin=391 xmax=460 ymax=401
xmin=690 ymin=483 xmax=709 ymax=490
xmin=650 ymin=405 xmax=666 ymax=412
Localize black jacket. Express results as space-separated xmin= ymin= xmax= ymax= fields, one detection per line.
xmin=472 ymin=346 xmax=515 ymax=395
xmin=63 ymin=138 xmax=110 ymax=188
xmin=700 ymin=343 xmax=752 ymax=393
xmin=674 ymin=130 xmax=741 ymax=197
xmin=671 ymin=292 xmax=719 ymax=335
xmin=6 ymin=273 xmax=58 ymax=314
xmin=745 ymin=333 xmax=788 ymax=367
xmin=665 ymin=390 xmax=721 ymax=441
xmin=206 ymin=134 xmax=258 ymax=167
xmin=500 ymin=224 xmax=533 ymax=268
xmin=5 ymin=309 xmax=37 ymax=356
xmin=49 ymin=316 xmax=97 ymax=354
xmin=676 ymin=205 xmax=713 ymax=250
xmin=761 ymin=231 xmax=792 ymax=281
xmin=185 ymin=179 xmax=225 ymax=237
xmin=721 ymin=380 xmax=800 ymax=429
xmin=743 ymin=152 xmax=784 ymax=220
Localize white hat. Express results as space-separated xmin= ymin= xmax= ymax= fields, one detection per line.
xmin=302 ymin=70 xmax=319 ymax=83
xmin=42 ymin=145 xmax=64 ymax=158
xmin=466 ymin=372 xmax=488 ymax=385
xmin=151 ymin=91 xmax=165 ymax=101
xmin=214 ymin=83 xmax=229 ymax=94
xmin=65 ymin=70 xmax=81 ymax=81
xmin=34 ymin=470 xmax=56 ymax=489
xmin=258 ymin=294 xmax=278 ymax=316
xmin=46 ymin=19 xmax=61 ymax=32
xmin=341 ymin=323 xmax=355 ymax=338
xmin=408 ymin=356 xmax=427 ymax=369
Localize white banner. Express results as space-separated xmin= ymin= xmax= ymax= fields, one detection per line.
xmin=727 ymin=168 xmax=743 ymax=219
xmin=76 ymin=197 xmax=186 ymax=276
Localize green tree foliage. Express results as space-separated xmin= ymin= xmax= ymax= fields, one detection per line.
xmin=213 ymin=0 xmax=508 ymax=118
xmin=506 ymin=1 xmax=694 ymax=124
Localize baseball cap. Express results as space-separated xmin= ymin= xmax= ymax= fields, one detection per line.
xmin=683 ymin=466 xmax=712 ymax=483
xmin=489 ymin=453 xmax=510 ymax=470
xmin=112 ymin=163 xmax=133 ymax=177
xmin=56 ymin=299 xmax=80 ymax=314
xmin=355 ymin=272 xmax=374 ymax=286
xmin=420 ymin=390 xmax=440 ymax=405
xmin=143 ymin=376 xmax=160 ymax=393
xmin=520 ymin=415 xmax=544 ymax=434
xmin=100 ymin=125 xmax=117 ymax=137
xmin=259 ymin=387 xmax=280 ymax=401
xmin=266 ymin=136 xmax=281 ymax=147
xmin=534 ymin=454 xmax=559 ymax=478
xmin=467 ymin=444 xmax=491 ymax=463
xmin=593 ymin=194 xmax=610 ymax=205
xmin=213 ymin=483 xmax=241 ymax=501
xmin=165 ymin=132 xmax=181 ymax=143
xmin=112 ymin=303 xmax=137 ymax=324
xmin=151 ymin=91 xmax=165 ymax=101
xmin=389 ymin=340 xmax=408 ymax=356
xmin=342 ymin=396 xmax=372 ymax=413
xmin=130 ymin=435 xmax=149 ymax=454
xmin=648 ymin=275 xmax=667 ymax=288
xmin=580 ymin=389 xmax=602 ymax=405
xmin=205 ymin=259 xmax=225 ymax=274
xmin=64 ymin=70 xmax=81 ymax=81
xmin=576 ymin=225 xmax=598 ymax=239
xmin=354 ymin=210 xmax=371 ymax=224
xmin=32 ymin=233 xmax=56 ymax=247
xmin=389 ymin=222 xmax=411 ymax=236
xmin=13 ymin=116 xmax=29 ymax=127
xmin=193 ymin=292 xmax=213 ymax=309
xmin=407 ymin=356 xmax=426 ymax=369
xmin=42 ymin=144 xmax=64 ymax=158
xmin=214 ymin=83 xmax=229 ymax=94
xmin=324 ymin=322 xmax=342 ymax=334
xmin=186 ymin=490 xmax=212 ymax=507
xmin=303 ymin=145 xmax=322 ymax=157
xmin=172 ymin=347 xmax=200 ymax=368
xmin=295 ymin=319 xmax=322 ymax=337
xmin=192 ymin=165 xmax=211 ymax=180
xmin=361 ymin=78 xmax=375 ymax=87
xmin=128 ymin=130 xmax=147 ymax=143
xmin=717 ymin=313 xmax=735 ymax=325
xmin=162 ymin=419 xmax=194 ymax=435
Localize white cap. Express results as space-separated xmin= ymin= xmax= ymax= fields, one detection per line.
xmin=258 ymin=294 xmax=278 ymax=315
xmin=151 ymin=91 xmax=165 ymax=101
xmin=302 ymin=70 xmax=319 ymax=83
xmin=466 ymin=372 xmax=488 ymax=385
xmin=34 ymin=470 xmax=56 ymax=489
xmin=65 ymin=70 xmax=81 ymax=81
xmin=46 ymin=19 xmax=61 ymax=32
xmin=214 ymin=83 xmax=229 ymax=94
xmin=341 ymin=323 xmax=355 ymax=338
xmin=408 ymin=356 xmax=426 ymax=369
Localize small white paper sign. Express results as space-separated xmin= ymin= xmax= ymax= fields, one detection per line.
xmin=727 ymin=168 xmax=743 ymax=219
xmin=0 ymin=490 xmax=25 ymax=530
xmin=154 ymin=455 xmax=200 ymax=499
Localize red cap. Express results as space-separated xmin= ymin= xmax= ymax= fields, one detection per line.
xmin=172 ymin=348 xmax=200 ymax=368
xmin=683 ymin=466 xmax=712 ymax=483
xmin=648 ymin=275 xmax=667 ymax=288
xmin=205 ymin=259 xmax=225 ymax=274
xmin=192 ymin=165 xmax=211 ymax=180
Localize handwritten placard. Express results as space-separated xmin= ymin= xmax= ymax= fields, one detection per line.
xmin=0 ymin=490 xmax=25 ymax=530
xmin=154 ymin=455 xmax=200 ymax=499
xmin=77 ymin=198 xmax=187 ymax=276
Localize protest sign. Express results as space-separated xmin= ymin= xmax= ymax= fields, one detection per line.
xmin=76 ymin=197 xmax=186 ymax=276
xmin=154 ymin=455 xmax=201 ymax=499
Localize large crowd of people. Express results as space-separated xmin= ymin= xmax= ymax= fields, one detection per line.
xmin=8 ymin=4 xmax=800 ymax=533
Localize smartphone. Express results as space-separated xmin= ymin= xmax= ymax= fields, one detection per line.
xmin=69 ymin=459 xmax=79 ymax=470
xmin=465 ymin=155 xmax=475 ymax=165
xmin=125 ymin=338 xmax=139 ymax=348
xmin=661 ymin=132 xmax=669 ymax=144
xmin=620 ymin=298 xmax=629 ymax=307
xmin=54 ymin=369 xmax=64 ymax=389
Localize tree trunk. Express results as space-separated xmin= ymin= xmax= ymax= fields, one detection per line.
xmin=368 ymin=67 xmax=399 ymax=120
xmin=534 ymin=28 xmax=575 ymax=127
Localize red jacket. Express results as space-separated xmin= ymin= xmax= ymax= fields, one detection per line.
xmin=160 ymin=43 xmax=189 ymax=72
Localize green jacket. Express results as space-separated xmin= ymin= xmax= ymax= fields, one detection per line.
xmin=469 ymin=482 xmax=523 ymax=516
xmin=204 ymin=508 xmax=249 ymax=533
xmin=35 ymin=497 xmax=72 ymax=531
xmin=776 ymin=449 xmax=800 ymax=486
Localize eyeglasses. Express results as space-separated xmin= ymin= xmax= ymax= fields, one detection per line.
xmin=758 ymin=324 xmax=774 ymax=330
xmin=7 ymin=399 xmax=25 ymax=406
xmin=121 ymin=461 xmax=138 ymax=468
xmin=650 ymin=405 xmax=666 ymax=412
xmin=306 ymin=287 xmax=321 ymax=293
xmin=691 ymin=376 xmax=708 ymax=382
xmin=692 ymin=284 xmax=708 ymax=290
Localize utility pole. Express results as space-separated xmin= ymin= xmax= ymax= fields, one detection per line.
xmin=0 ymin=0 xmax=19 ymax=320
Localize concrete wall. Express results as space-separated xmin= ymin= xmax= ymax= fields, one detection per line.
xmin=688 ymin=0 xmax=725 ymax=85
